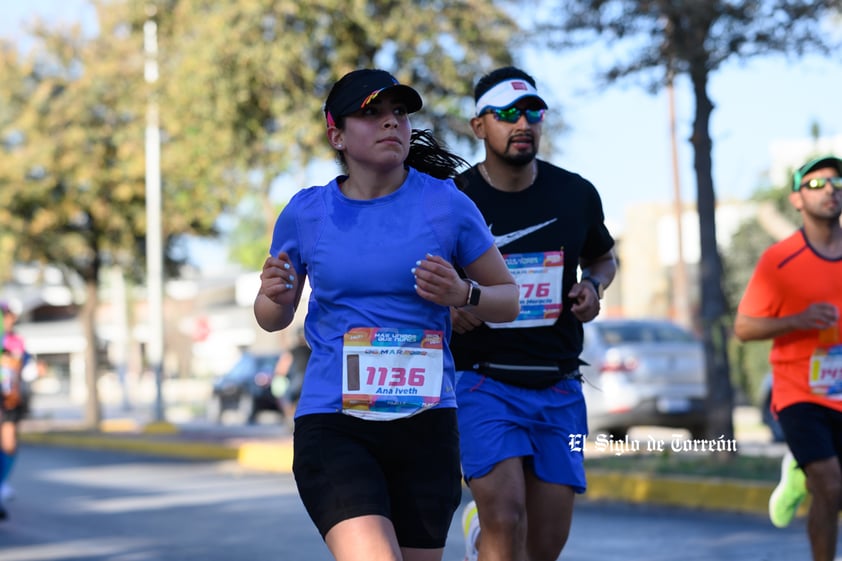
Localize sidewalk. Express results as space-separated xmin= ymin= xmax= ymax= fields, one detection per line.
xmin=18 ymin=396 xmax=796 ymax=520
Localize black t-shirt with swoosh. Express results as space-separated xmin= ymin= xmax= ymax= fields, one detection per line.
xmin=451 ymin=160 xmax=615 ymax=388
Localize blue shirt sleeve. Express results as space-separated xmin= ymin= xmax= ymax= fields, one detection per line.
xmin=450 ymin=182 xmax=495 ymax=268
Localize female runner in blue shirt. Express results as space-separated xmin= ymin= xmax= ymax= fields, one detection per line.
xmin=254 ymin=68 xmax=519 ymax=561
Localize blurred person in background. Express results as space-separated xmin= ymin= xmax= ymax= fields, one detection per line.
xmin=0 ymin=301 xmax=30 ymax=520
xmin=272 ymin=327 xmax=311 ymax=424
xmin=735 ymin=155 xmax=842 ymax=561
xmin=450 ymin=66 xmax=617 ymax=561
xmin=253 ymin=68 xmax=519 ymax=561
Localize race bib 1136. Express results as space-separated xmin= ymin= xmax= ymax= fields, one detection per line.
xmin=342 ymin=327 xmax=444 ymax=420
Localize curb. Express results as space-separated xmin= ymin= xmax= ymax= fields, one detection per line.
xmin=586 ymin=470 xmax=810 ymax=520
xmin=21 ymin=430 xmax=239 ymax=461
xmin=237 ymin=440 xmax=295 ymax=472
xmin=20 ymin=428 xmax=808 ymax=521
xmin=588 ymin=470 xmax=761 ymax=515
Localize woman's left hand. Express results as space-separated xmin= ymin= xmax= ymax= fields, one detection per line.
xmin=412 ymin=254 xmax=468 ymax=307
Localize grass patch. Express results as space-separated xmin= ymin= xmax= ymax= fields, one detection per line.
xmin=585 ymin=452 xmax=782 ymax=482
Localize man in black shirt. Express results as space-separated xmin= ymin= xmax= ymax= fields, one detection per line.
xmin=451 ymin=66 xmax=617 ymax=561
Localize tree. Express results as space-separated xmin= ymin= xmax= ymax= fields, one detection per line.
xmin=0 ymin=1 xmax=519 ymax=427
xmin=0 ymin=21 xmax=146 ymax=427
xmin=539 ymin=0 xmax=842 ymax=442
xmin=133 ymin=0 xmax=520 ymax=268
xmin=723 ymin=124 xmax=824 ymax=405
xmin=723 ymin=198 xmax=779 ymax=404
xmin=0 ymin=8 xmax=239 ymax=426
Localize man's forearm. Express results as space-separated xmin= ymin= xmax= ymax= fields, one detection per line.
xmin=733 ymin=313 xmax=795 ymax=342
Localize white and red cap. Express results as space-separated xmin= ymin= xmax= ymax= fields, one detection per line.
xmin=475 ymin=78 xmax=547 ymax=116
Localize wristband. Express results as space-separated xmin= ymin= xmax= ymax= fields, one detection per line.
xmin=462 ymin=279 xmax=481 ymax=307
xmin=583 ymin=276 xmax=604 ymax=300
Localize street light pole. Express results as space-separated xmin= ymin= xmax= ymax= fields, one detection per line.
xmin=144 ymin=10 xmax=165 ymax=422
xmin=667 ymin=76 xmax=691 ymax=329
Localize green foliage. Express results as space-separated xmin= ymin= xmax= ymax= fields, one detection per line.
xmin=144 ymin=0 xmax=519 ymax=268
xmin=722 ymin=212 xmax=777 ymax=318
xmin=540 ymin=1 xmax=842 ymax=90
xmin=0 ymin=24 xmax=142 ymax=279
xmin=532 ymin=0 xmax=842 ymax=441
xmin=0 ymin=0 xmax=520 ymax=424
xmin=227 ymin=197 xmax=285 ymax=271
xmin=723 ymin=128 xmax=842 ymax=403
xmin=728 ymin=336 xmax=772 ymax=404
xmin=754 ymin=186 xmax=801 ymax=224
xmin=722 ymin=179 xmax=799 ymax=403
xmin=0 ymin=0 xmax=519 ymax=276
xmin=0 ymin=6 xmax=235 ymax=282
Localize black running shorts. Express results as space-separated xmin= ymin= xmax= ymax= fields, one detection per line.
xmin=292 ymin=408 xmax=462 ymax=548
xmin=777 ymin=402 xmax=842 ymax=467
xmin=0 ymin=404 xmax=25 ymax=423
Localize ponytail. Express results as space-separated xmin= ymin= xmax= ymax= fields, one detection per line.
xmin=406 ymin=129 xmax=469 ymax=180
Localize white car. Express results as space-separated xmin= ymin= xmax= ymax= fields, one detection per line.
xmin=581 ymin=318 xmax=708 ymax=439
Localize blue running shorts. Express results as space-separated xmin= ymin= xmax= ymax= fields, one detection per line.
xmin=455 ymin=370 xmax=587 ymax=493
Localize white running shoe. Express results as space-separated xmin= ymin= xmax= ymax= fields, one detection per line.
xmin=0 ymin=483 xmax=14 ymax=502
xmin=461 ymin=500 xmax=480 ymax=561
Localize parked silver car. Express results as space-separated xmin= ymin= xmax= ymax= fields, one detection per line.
xmin=581 ymin=318 xmax=708 ymax=439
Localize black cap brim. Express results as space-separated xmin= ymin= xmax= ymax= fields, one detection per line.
xmin=325 ymin=69 xmax=423 ymax=121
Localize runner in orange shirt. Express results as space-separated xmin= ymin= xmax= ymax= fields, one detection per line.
xmin=735 ymin=155 xmax=842 ymax=561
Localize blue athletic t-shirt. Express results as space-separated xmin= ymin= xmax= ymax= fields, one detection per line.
xmin=269 ymin=167 xmax=494 ymax=417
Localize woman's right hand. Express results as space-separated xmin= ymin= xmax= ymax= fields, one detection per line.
xmin=260 ymin=252 xmax=299 ymax=307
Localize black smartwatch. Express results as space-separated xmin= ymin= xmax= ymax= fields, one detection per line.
xmin=583 ymin=277 xmax=604 ymax=300
xmin=463 ymin=279 xmax=481 ymax=307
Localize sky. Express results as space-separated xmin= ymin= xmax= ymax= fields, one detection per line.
xmin=529 ymin=47 xmax=842 ymax=233
xmin=3 ymin=1 xmax=842 ymax=239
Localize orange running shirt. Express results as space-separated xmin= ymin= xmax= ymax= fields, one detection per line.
xmin=738 ymin=229 xmax=842 ymax=412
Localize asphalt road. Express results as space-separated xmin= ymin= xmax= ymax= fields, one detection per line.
xmin=1 ymin=445 xmax=822 ymax=561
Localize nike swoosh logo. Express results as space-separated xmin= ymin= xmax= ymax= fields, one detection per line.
xmin=490 ymin=218 xmax=557 ymax=248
